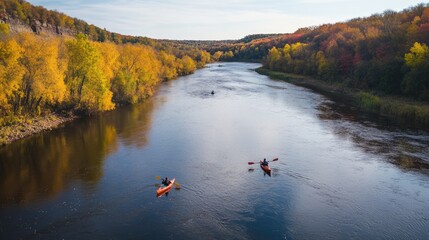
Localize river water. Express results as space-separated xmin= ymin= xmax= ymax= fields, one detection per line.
xmin=1 ymin=62 xmax=429 ymax=239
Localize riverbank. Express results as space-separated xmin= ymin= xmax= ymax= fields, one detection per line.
xmin=256 ymin=67 xmax=429 ymax=129
xmin=0 ymin=113 xmax=78 ymax=146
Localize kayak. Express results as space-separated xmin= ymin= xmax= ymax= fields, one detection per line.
xmin=260 ymin=161 xmax=271 ymax=176
xmin=157 ymin=178 xmax=175 ymax=196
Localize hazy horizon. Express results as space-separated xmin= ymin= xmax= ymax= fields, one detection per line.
xmin=28 ymin=0 xmax=426 ymax=40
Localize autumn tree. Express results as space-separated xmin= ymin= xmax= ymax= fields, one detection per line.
xmin=17 ymin=33 xmax=66 ymax=114
xmin=195 ymin=50 xmax=211 ymax=68
xmin=112 ymin=44 xmax=161 ymax=103
xmin=265 ymin=47 xmax=281 ymax=70
xmin=315 ymin=51 xmax=327 ymax=77
xmin=0 ymin=38 xmax=24 ymax=115
xmin=402 ymin=42 xmax=429 ymax=99
xmin=65 ymin=34 xmax=114 ymax=112
xmin=178 ymin=55 xmax=196 ymax=75
xmin=158 ymin=51 xmax=178 ymax=80
xmin=212 ymin=51 xmax=223 ymax=61
xmin=93 ymin=41 xmax=120 ymax=82
xmin=221 ymin=51 xmax=234 ymax=61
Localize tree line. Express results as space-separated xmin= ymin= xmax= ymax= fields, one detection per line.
xmin=262 ymin=4 xmax=429 ymax=101
xmin=0 ymin=29 xmax=212 ymax=125
xmin=0 ymin=0 xmax=156 ymax=45
xmin=208 ymin=4 xmax=429 ymax=102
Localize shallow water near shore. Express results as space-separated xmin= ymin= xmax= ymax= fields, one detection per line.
xmin=1 ymin=62 xmax=429 ymax=239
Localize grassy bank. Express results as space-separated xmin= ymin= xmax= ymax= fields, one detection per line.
xmin=256 ymin=67 xmax=429 ymax=129
xmin=0 ymin=113 xmax=77 ymax=146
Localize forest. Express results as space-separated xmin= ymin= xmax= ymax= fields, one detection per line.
xmin=207 ymin=4 xmax=429 ymax=102
xmin=0 ymin=0 xmax=213 ymax=126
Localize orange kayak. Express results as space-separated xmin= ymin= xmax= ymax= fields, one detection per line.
xmin=157 ymin=178 xmax=175 ymax=196
xmin=260 ymin=161 xmax=271 ymax=176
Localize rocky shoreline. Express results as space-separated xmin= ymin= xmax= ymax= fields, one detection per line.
xmin=0 ymin=113 xmax=78 ymax=146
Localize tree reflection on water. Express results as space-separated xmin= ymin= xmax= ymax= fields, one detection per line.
xmin=0 ymin=100 xmax=156 ymax=207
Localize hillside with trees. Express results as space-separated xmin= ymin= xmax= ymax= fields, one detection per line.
xmin=206 ymin=4 xmax=429 ymax=103
xmin=0 ymin=0 xmax=155 ymax=45
xmin=263 ymin=5 xmax=429 ymax=101
xmin=0 ymin=0 xmax=213 ymax=129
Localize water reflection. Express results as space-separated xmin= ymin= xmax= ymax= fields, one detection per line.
xmin=111 ymin=100 xmax=156 ymax=147
xmin=1 ymin=62 xmax=428 ymax=239
xmin=0 ymin=119 xmax=117 ymax=207
xmin=247 ymin=166 xmax=279 ymax=176
xmin=317 ymin=100 xmax=429 ymax=172
xmin=0 ymin=101 xmax=156 ymax=207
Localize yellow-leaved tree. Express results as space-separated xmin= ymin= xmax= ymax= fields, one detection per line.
xmin=158 ymin=51 xmax=178 ymax=81
xmin=0 ymin=38 xmax=25 ymax=115
xmin=66 ymin=34 xmax=114 ymax=112
xmin=212 ymin=51 xmax=223 ymax=62
xmin=18 ymin=33 xmax=66 ymax=114
xmin=402 ymin=42 xmax=429 ymax=99
xmin=178 ymin=55 xmax=196 ymax=75
xmin=266 ymin=47 xmax=280 ymax=70
xmin=93 ymin=41 xmax=120 ymax=82
xmin=113 ymin=44 xmax=161 ymax=103
xmin=195 ymin=50 xmax=211 ymax=68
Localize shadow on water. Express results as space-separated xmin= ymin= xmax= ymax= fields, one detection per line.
xmin=317 ymin=99 xmax=429 ymax=173
xmin=0 ymin=101 xmax=156 ymax=208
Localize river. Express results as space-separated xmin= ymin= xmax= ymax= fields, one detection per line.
xmin=1 ymin=62 xmax=429 ymax=239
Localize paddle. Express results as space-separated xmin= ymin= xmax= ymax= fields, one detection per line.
xmin=155 ymin=176 xmax=181 ymax=188
xmin=248 ymin=158 xmax=279 ymax=165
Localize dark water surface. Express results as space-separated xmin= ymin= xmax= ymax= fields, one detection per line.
xmin=1 ymin=63 xmax=429 ymax=239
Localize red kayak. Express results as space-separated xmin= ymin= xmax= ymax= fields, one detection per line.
xmin=260 ymin=161 xmax=271 ymax=176
xmin=157 ymin=178 xmax=175 ymax=197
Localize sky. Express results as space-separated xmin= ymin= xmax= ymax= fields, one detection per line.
xmin=28 ymin=0 xmax=426 ymax=40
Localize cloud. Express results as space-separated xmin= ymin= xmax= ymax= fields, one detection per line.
xmin=28 ymin=0 xmax=426 ymax=40
xmin=68 ymin=2 xmax=329 ymax=39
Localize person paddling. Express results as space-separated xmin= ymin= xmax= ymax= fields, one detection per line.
xmin=261 ymin=158 xmax=268 ymax=166
xmin=162 ymin=177 xmax=171 ymax=186
xmin=211 ymin=90 xmax=215 ymax=95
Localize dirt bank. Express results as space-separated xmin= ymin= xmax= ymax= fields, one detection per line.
xmin=0 ymin=113 xmax=78 ymax=146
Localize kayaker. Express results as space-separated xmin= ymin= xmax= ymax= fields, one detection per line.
xmin=262 ymin=158 xmax=268 ymax=166
xmin=162 ymin=177 xmax=171 ymax=186
xmin=211 ymin=90 xmax=215 ymax=95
